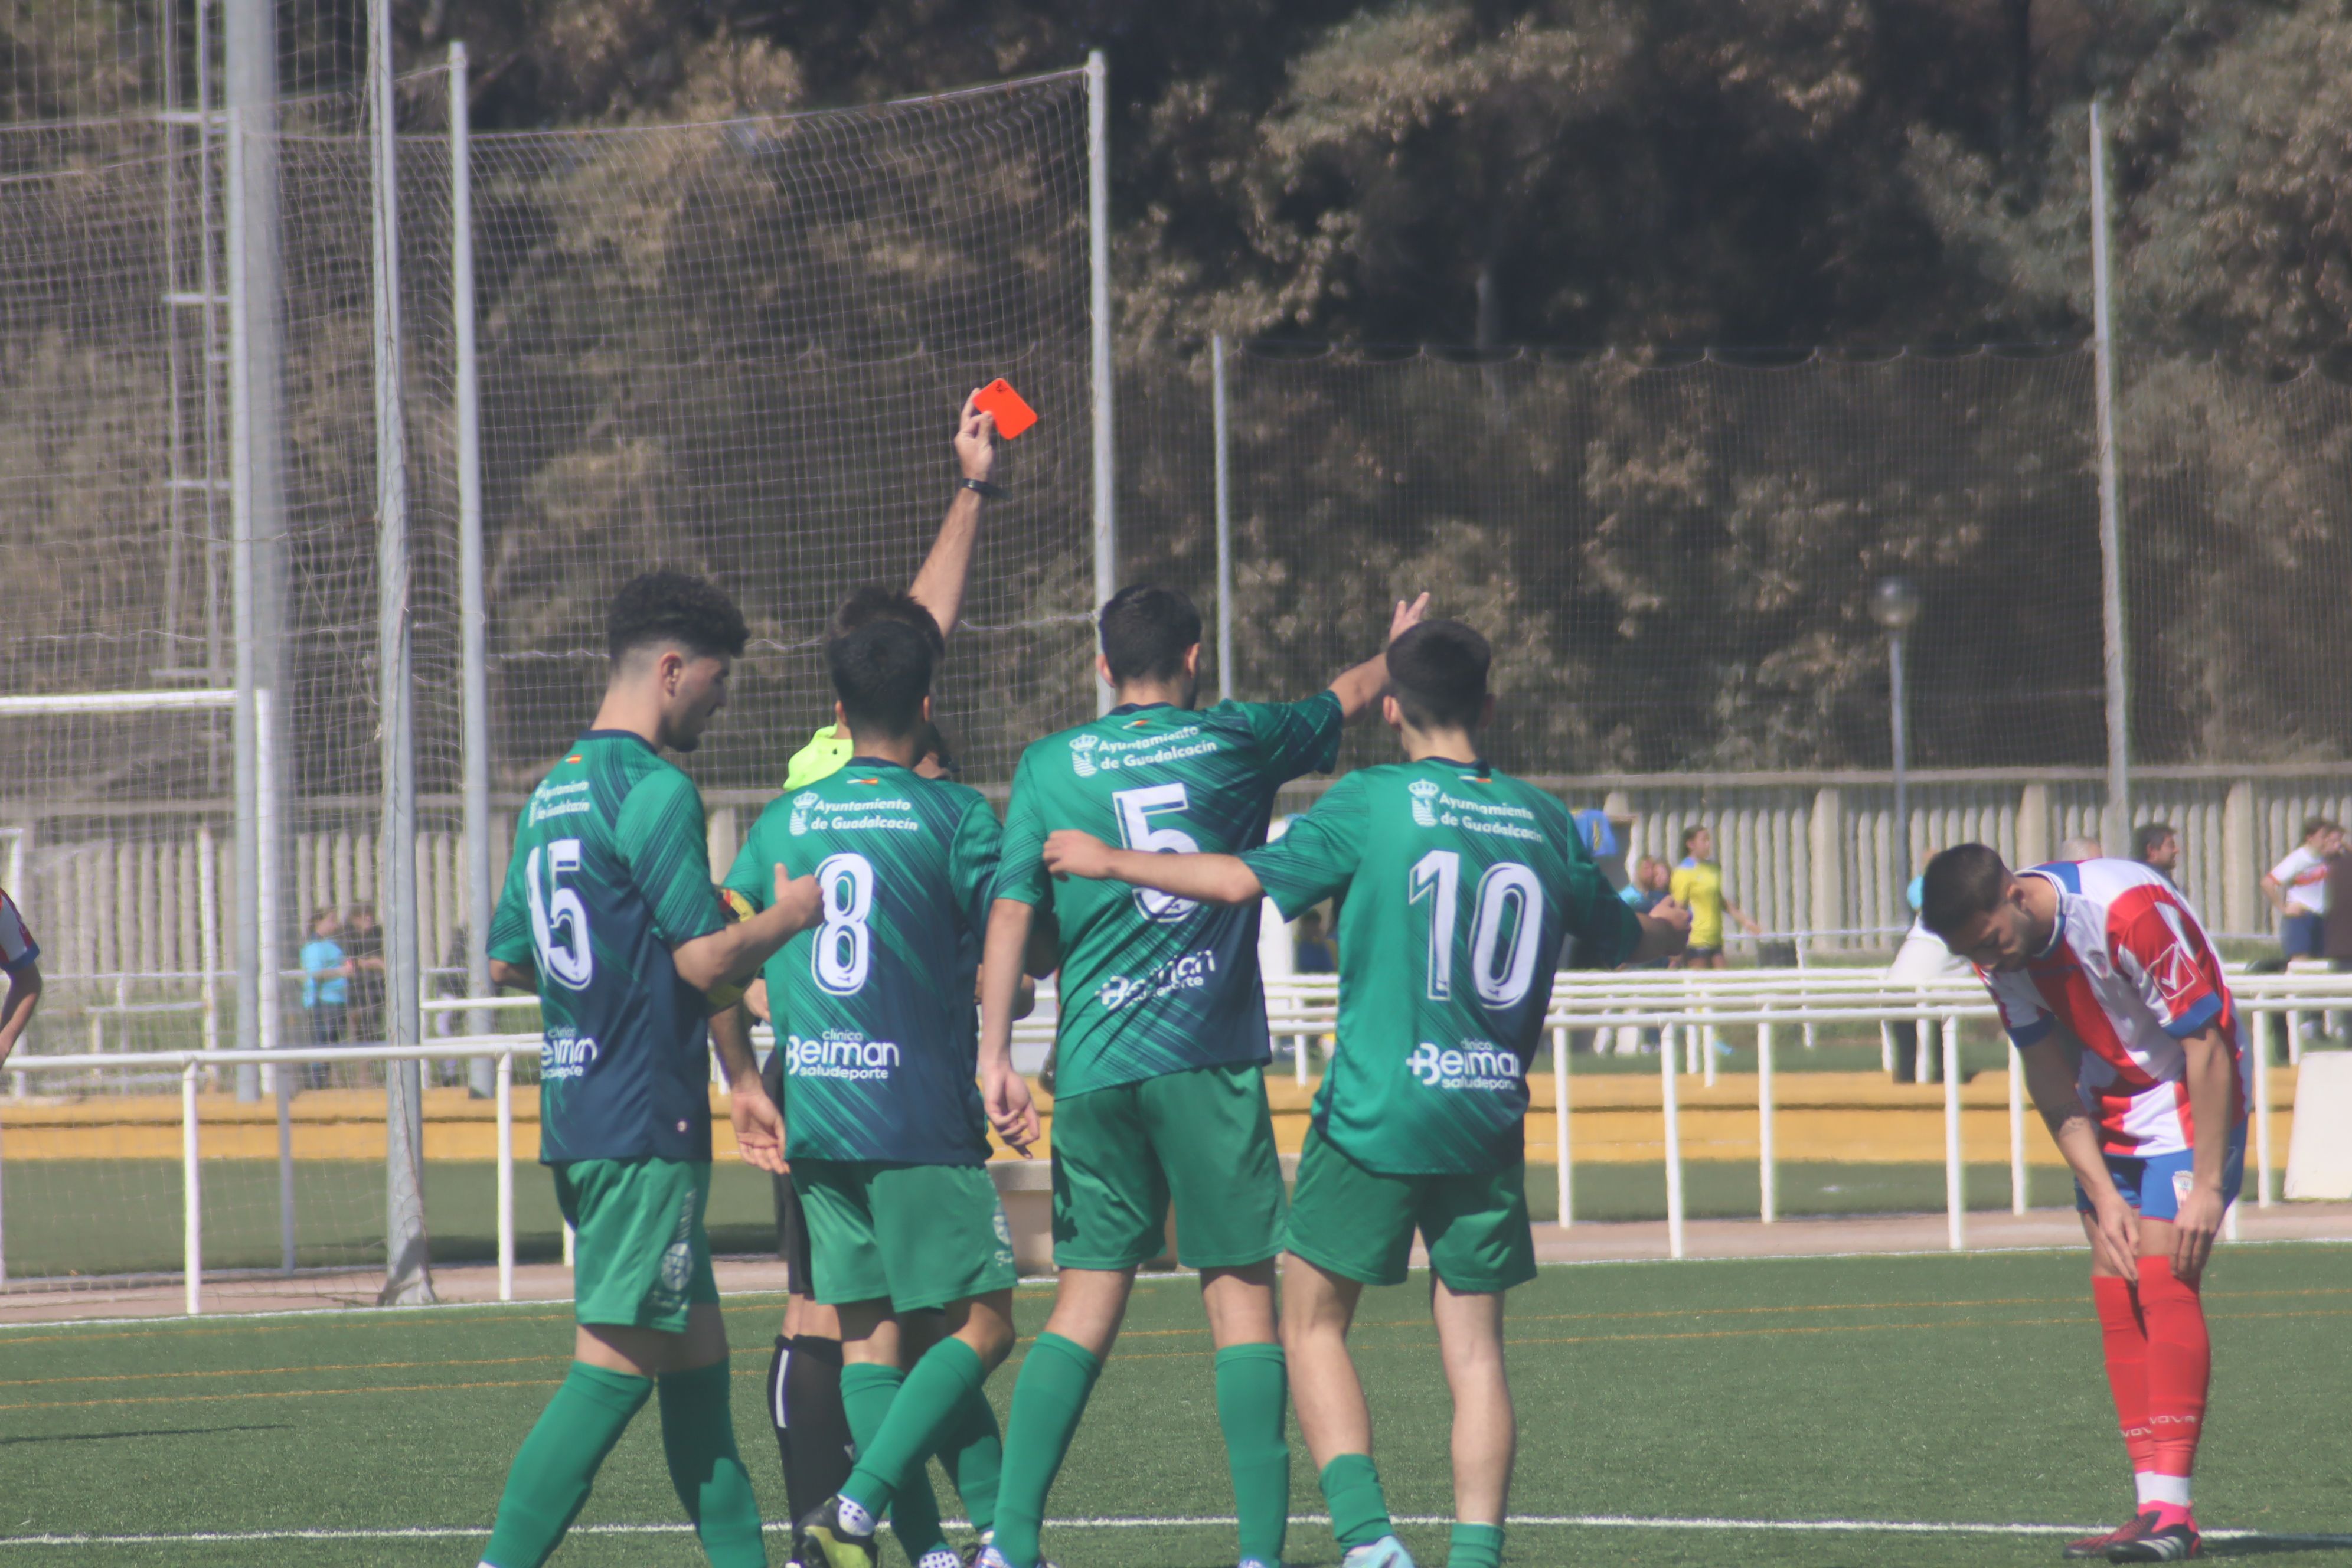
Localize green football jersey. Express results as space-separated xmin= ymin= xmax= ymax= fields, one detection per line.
xmin=485 ymin=731 xmax=727 ymax=1165
xmin=724 ymin=757 xmax=1000 ymax=1165
xmin=997 ymin=695 xmax=1343 ymax=1097
xmin=1243 ymin=756 xmax=1641 ymax=1174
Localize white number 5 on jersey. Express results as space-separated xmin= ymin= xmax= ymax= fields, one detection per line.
xmin=1113 ymin=783 xmax=1201 ymax=922
xmin=527 ymin=839 xmax=594 ymax=991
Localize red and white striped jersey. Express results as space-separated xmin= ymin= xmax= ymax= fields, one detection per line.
xmin=1978 ymin=858 xmax=2248 ymax=1158
xmin=0 ymin=885 xmax=37 ymax=972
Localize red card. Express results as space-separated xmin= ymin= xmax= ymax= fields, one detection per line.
xmin=973 ymin=378 xmax=1038 ymax=440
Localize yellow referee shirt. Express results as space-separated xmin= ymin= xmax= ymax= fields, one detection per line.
xmin=1669 ymin=856 xmax=1726 ymax=949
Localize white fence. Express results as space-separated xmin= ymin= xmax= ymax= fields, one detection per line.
xmin=4 ymin=968 xmax=2341 ymax=1312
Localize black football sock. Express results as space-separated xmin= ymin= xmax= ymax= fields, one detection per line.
xmin=771 ymin=1331 xmax=851 ymax=1521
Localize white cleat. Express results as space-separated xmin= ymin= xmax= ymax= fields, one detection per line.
xmin=1341 ymin=1536 xmax=1418 ymax=1568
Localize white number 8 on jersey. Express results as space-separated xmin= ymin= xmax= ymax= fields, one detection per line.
xmin=813 ymin=852 xmax=875 ymax=995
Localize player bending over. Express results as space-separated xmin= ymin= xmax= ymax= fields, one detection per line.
xmin=725 ymin=620 xmax=1039 ymax=1568
xmin=1922 ymin=845 xmax=2246 ymax=1563
xmin=0 ymin=882 xmax=44 ymax=1067
xmin=1040 ymin=619 xmax=1689 ymax=1568
xmin=479 ymin=572 xmax=822 ymax=1568
xmin=760 ymin=391 xmax=1009 ymax=1550
xmin=974 ymin=583 xmax=1426 ymax=1568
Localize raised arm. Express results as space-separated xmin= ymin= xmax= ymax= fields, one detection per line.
xmin=2019 ymin=1028 xmax=2138 ymax=1280
xmin=906 ymin=391 xmax=999 ymax=640
xmin=1323 ymin=593 xmax=1431 ymax=721
xmin=1042 ymin=831 xmax=1265 ymax=906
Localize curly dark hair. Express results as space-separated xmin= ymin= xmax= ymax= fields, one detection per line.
xmin=606 ymin=571 xmax=749 ymax=662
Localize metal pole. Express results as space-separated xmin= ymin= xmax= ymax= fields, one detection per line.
xmin=182 ymin=1061 xmax=203 ymax=1314
xmin=1758 ymin=1018 xmax=1776 ymax=1224
xmin=2255 ymin=1011 xmax=2275 ymax=1207
xmin=1085 ymin=50 xmax=1116 ymax=714
xmin=226 ymin=0 xmax=286 ymax=1103
xmin=1889 ymin=628 xmax=1909 ymax=927
xmin=1212 ymin=333 xmax=1234 ymax=703
xmin=255 ymin=688 xmax=279 ymax=1068
xmin=1661 ymin=1036 xmax=1684 ymax=1260
xmin=2007 ymin=1043 xmax=2028 ymax=1214
xmin=276 ymin=1058 xmax=295 ymax=1272
xmin=1942 ymin=1015 xmax=1965 ymax=1251
xmin=371 ymin=0 xmax=433 ymax=1307
xmin=452 ymin=42 xmax=495 ymax=1099
xmin=1552 ymin=1025 xmax=1572 ymax=1229
xmin=197 ymin=825 xmax=220 ymax=1059
xmin=2090 ymin=99 xmax=2131 ymax=839
xmin=496 ymin=1048 xmax=514 ymax=1301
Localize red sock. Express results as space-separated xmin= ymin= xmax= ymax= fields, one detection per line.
xmin=2136 ymin=1256 xmax=2211 ymax=1484
xmin=2092 ymin=1275 xmax=2157 ymax=1478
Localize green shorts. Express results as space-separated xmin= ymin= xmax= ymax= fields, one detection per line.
xmin=554 ymin=1157 xmax=720 ymax=1333
xmin=792 ymin=1159 xmax=1018 ymax=1314
xmin=1050 ymin=1060 xmax=1285 ymax=1272
xmin=1284 ymin=1126 xmax=1536 ymax=1293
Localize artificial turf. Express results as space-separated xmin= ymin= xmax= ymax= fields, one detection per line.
xmin=2 ymin=1244 xmax=2347 ymax=1566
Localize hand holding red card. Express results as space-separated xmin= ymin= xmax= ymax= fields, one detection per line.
xmin=972 ymin=378 xmax=1038 ymax=439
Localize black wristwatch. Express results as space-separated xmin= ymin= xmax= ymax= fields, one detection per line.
xmin=959 ymin=477 xmax=1008 ymax=500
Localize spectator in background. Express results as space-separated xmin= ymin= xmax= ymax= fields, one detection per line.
xmin=2058 ymin=835 xmax=2104 ymax=861
xmin=298 ymin=906 xmax=352 ymax=1090
xmin=1670 ymin=825 xmax=1762 ymax=969
xmin=1293 ymin=907 xmax=1337 ymax=974
xmin=344 ymin=903 xmax=385 ymax=1044
xmin=1619 ymin=855 xmax=1671 ymax=919
xmin=0 ymin=883 xmax=44 ymax=1067
xmin=2262 ymin=816 xmax=2339 ymax=963
xmin=2133 ymin=821 xmax=2182 ymax=883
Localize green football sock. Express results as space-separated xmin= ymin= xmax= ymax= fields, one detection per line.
xmin=1319 ymin=1452 xmax=1394 ymax=1551
xmin=655 ymin=1359 xmax=767 ymax=1568
xmin=481 ymin=1361 xmax=650 ymax=1568
xmin=840 ymin=1363 xmax=946 ymax=1563
xmin=844 ymin=1339 xmax=986 ymax=1521
xmin=1448 ymin=1521 xmax=1505 ymax=1568
xmin=1215 ymin=1343 xmax=1290 ymax=1566
xmin=991 ymin=1332 xmax=1102 ymax=1568
xmin=940 ymin=1383 xmax=1004 ymax=1535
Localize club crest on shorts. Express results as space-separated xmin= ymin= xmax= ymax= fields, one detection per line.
xmin=658 ymin=1238 xmax=693 ymax=1293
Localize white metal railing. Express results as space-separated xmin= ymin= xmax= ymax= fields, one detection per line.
xmin=4 ymin=969 xmax=2335 ymax=1309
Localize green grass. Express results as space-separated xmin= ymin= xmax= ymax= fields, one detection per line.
xmin=1 ymin=1159 xmax=2077 ymax=1281
xmin=3 ymin=1246 xmax=2348 ymax=1565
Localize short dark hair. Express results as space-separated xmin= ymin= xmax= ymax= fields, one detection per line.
xmin=2132 ymin=821 xmax=2176 ymax=861
xmin=1386 ymin=619 xmax=1489 ymax=731
xmin=1098 ymin=585 xmax=1201 ymax=685
xmin=832 ymin=586 xmax=944 ymax=658
xmin=1919 ymin=843 xmax=2011 ymax=940
xmin=828 ymin=620 xmax=933 ymax=739
xmin=1681 ymin=825 xmax=1708 ymax=854
xmin=607 ymin=571 xmax=747 ymax=662
xmin=2305 ymin=815 xmax=2340 ymax=842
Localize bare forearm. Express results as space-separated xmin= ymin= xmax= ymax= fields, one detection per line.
xmin=674 ymin=899 xmax=813 ymax=993
xmin=708 ymin=1004 xmax=762 ymax=1086
xmin=2023 ymin=1041 xmax=2118 ymax=1198
xmin=909 ymin=491 xmax=982 ymax=639
xmin=488 ymin=958 xmax=534 ymax=991
xmin=1631 ymin=914 xmax=1688 ymax=965
xmin=1100 ymin=848 xmax=1265 ymax=906
xmin=978 ymin=899 xmax=1035 ymax=1072
xmin=0 ymin=968 xmax=38 ymax=1061
xmin=1324 ymin=652 xmax=1390 ymax=723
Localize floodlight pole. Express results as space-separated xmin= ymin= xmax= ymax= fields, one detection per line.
xmin=371 ymin=0 xmax=433 ymax=1306
xmin=2090 ymin=99 xmax=2131 ymax=843
xmin=1087 ymin=50 xmax=1116 ymax=713
xmin=452 ymin=42 xmax=496 ymax=1097
xmin=1213 ymin=334 xmax=1234 ymax=702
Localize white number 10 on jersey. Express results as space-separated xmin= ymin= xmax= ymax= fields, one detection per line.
xmin=1408 ymin=850 xmax=1544 ymax=1008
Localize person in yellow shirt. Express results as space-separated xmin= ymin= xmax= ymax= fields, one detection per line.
xmin=1668 ymin=825 xmax=1762 ymax=969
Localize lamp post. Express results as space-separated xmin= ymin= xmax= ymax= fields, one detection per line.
xmin=1871 ymin=576 xmax=1923 ymax=929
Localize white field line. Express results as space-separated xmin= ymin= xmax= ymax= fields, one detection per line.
xmin=3 ymin=1513 xmax=2346 ymax=1548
